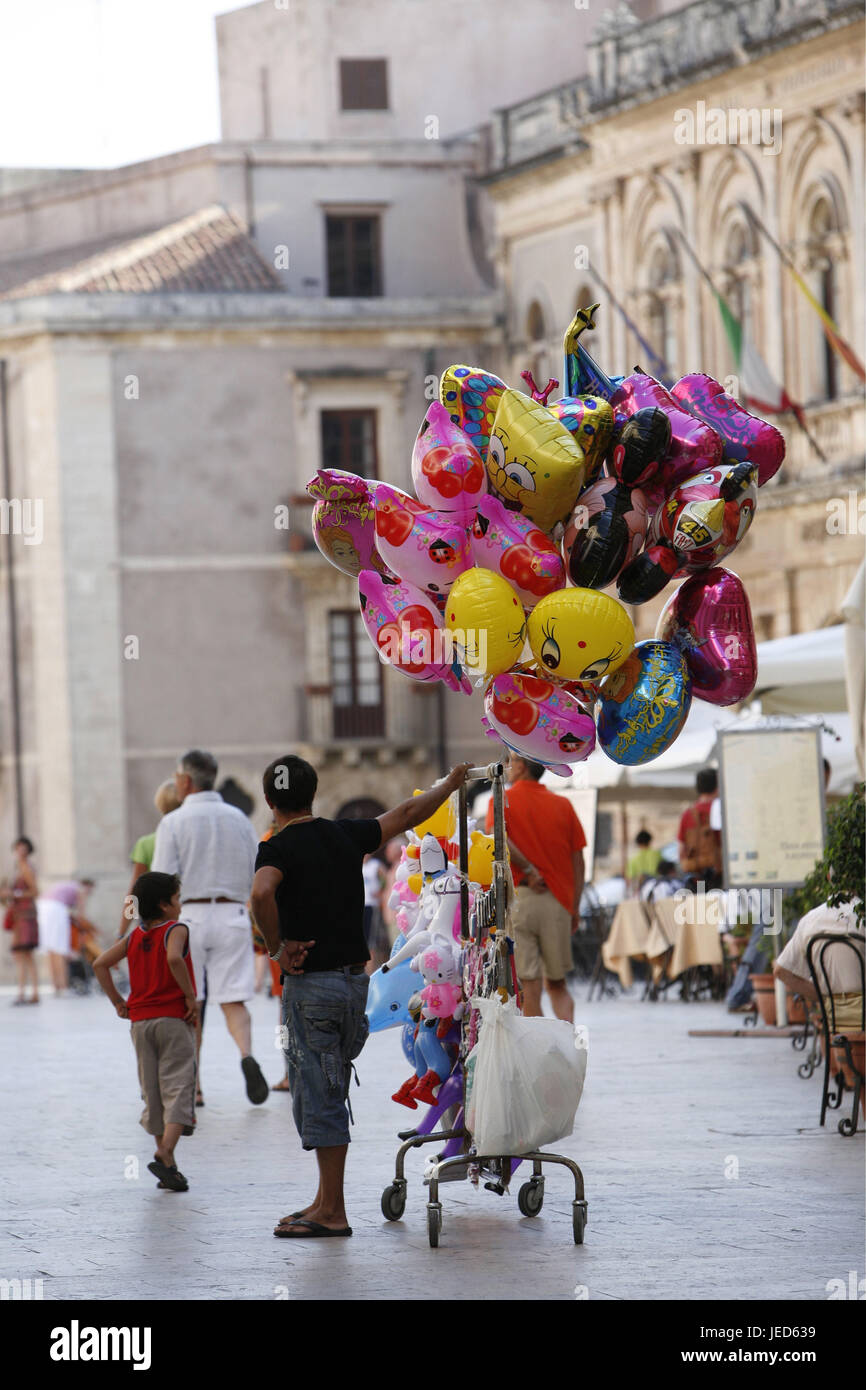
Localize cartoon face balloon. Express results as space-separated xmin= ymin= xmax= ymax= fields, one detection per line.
xmin=482 ymin=670 xmax=596 ymax=775
xmin=445 ymin=568 xmax=527 ymax=678
xmin=470 ymin=493 xmax=564 ymax=608
xmin=618 ymin=460 xmax=758 ymax=605
xmin=656 ymin=566 xmax=758 ymax=705
xmin=440 ymin=365 xmax=507 ymax=461
xmin=527 ymin=588 xmax=635 ymax=683
xmin=487 ymin=388 xmax=586 ymax=534
xmin=609 ymin=407 xmax=672 ymax=490
xmin=307 ymin=469 xmax=391 ymax=578
xmin=610 ymin=372 xmax=724 ymax=506
xmin=597 ymin=640 xmax=692 ymax=765
xmin=411 ymin=401 xmax=487 ymax=524
xmin=373 ymin=482 xmax=472 ymax=606
xmin=358 ymin=570 xmax=472 ymax=694
xmin=563 ymin=477 xmax=648 ymax=590
xmin=671 ymin=375 xmax=785 ymax=486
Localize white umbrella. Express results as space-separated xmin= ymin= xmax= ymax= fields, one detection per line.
xmin=842 ymin=561 xmax=865 ymax=778
xmin=754 ymin=625 xmax=847 ymax=714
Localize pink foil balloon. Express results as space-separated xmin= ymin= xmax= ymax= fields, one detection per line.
xmin=655 ymin=566 xmax=758 ymax=705
xmin=373 ymin=482 xmax=472 ymax=606
xmin=611 ymin=372 xmax=724 ymax=508
xmin=307 ymin=468 xmax=391 ymax=578
xmin=482 ymin=670 xmax=596 ymax=775
xmin=411 ymin=402 xmax=487 ymax=524
xmin=470 ymin=493 xmax=564 ymax=608
xmin=671 ymin=374 xmax=785 ymax=486
xmin=358 ymin=570 xmax=472 ymax=694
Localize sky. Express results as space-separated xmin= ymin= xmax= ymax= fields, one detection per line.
xmin=0 ymin=0 xmax=238 ymax=170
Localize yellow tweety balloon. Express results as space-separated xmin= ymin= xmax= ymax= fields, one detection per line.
xmin=446 ymin=569 xmax=527 ymax=677
xmin=487 ymin=388 xmax=586 ymax=534
xmin=527 ymin=588 xmax=634 ymax=682
xmin=412 ymin=790 xmax=456 ymax=841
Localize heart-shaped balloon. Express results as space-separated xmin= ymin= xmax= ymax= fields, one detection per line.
xmin=671 ymin=374 xmax=784 ymax=486
xmin=597 ymin=639 xmax=692 ymax=765
xmin=358 ymin=570 xmax=472 ymax=694
xmin=411 ymin=401 xmax=486 ymax=523
xmin=482 ymin=670 xmax=595 ymax=775
xmin=655 ymin=567 xmax=757 ymax=705
xmin=373 ymin=482 xmax=472 ymax=605
xmin=470 ymin=493 xmax=564 ymax=608
xmin=610 ymin=372 xmax=724 ymax=507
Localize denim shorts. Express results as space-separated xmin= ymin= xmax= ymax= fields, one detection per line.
xmin=281 ymin=968 xmax=370 ymax=1150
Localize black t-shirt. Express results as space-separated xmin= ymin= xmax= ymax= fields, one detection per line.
xmin=255 ymin=817 xmax=382 ymax=973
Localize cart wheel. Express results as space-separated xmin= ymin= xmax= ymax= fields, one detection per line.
xmin=517 ymin=1180 xmax=544 ymax=1217
xmin=381 ymin=1183 xmax=406 ymax=1222
xmin=427 ymin=1202 xmax=442 ymax=1248
xmin=572 ymin=1201 xmax=587 ymax=1245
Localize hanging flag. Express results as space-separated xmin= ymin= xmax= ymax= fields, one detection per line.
xmin=587 ymin=264 xmax=673 ymax=385
xmin=673 ymin=228 xmax=826 ymax=460
xmin=743 ymin=206 xmax=866 ymax=383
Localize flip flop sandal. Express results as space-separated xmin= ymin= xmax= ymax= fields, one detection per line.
xmin=147 ymin=1160 xmax=189 ymax=1192
xmin=241 ymin=1055 xmax=269 ymax=1105
xmin=195 ymin=1092 xmax=205 ymax=1107
xmin=276 ymin=1211 xmax=306 ymax=1225
xmin=274 ymin=1220 xmax=352 ymax=1239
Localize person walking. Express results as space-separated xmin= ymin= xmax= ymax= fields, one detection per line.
xmin=93 ymin=872 xmax=198 ymax=1192
xmin=151 ymin=748 xmax=268 ymax=1106
xmin=678 ymin=769 xmax=723 ymax=890
xmin=2 ymin=837 xmax=39 ymax=1005
xmin=119 ymin=779 xmax=181 ymax=939
xmin=486 ymin=754 xmax=585 ymax=1023
xmin=251 ymin=754 xmax=470 ymax=1239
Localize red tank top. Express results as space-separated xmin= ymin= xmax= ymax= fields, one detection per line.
xmin=127 ymin=920 xmax=195 ymax=1022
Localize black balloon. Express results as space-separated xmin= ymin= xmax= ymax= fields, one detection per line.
xmin=610 ymin=407 xmax=672 ymax=489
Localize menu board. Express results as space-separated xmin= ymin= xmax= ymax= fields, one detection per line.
xmin=718 ymin=727 xmax=826 ymax=888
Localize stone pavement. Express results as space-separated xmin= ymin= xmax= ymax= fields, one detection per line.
xmin=1 ymin=981 xmax=862 ymax=1302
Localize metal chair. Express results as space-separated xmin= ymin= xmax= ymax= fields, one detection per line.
xmin=805 ymin=932 xmax=865 ymax=1137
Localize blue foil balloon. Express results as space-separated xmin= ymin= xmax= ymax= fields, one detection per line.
xmin=366 ymin=958 xmax=416 ymax=1032
xmin=597 ymin=639 xmax=691 ymax=765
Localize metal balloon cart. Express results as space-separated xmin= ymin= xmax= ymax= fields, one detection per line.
xmin=380 ymin=762 xmax=589 ymax=1248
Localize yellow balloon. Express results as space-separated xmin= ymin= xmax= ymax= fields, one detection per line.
xmin=407 ymin=872 xmax=423 ymax=897
xmin=445 ymin=569 xmax=526 ymax=677
xmin=488 ymin=389 xmax=586 ymax=533
xmin=467 ymin=830 xmax=496 ymax=888
xmin=527 ymin=588 xmax=634 ymax=682
xmin=413 ymin=790 xmax=456 ymax=841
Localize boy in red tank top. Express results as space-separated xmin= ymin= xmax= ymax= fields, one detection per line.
xmin=94 ymin=872 xmax=198 ymax=1192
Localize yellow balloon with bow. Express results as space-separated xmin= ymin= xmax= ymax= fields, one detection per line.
xmin=467 ymin=830 xmax=497 ymax=888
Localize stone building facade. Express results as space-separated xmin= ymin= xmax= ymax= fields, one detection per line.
xmin=0 ymin=0 xmax=862 ymax=930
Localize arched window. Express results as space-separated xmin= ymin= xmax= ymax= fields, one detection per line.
xmin=526 ymin=300 xmax=547 ymax=344
xmin=807 ymin=197 xmax=839 ymax=402
xmin=525 ymin=299 xmax=551 ymax=386
xmin=720 ymin=219 xmax=758 ymax=384
xmin=645 ymin=239 xmax=679 ymax=375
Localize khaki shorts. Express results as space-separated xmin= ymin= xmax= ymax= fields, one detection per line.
xmin=131 ymin=1017 xmax=197 ymax=1136
xmin=513 ymin=885 xmax=573 ymax=983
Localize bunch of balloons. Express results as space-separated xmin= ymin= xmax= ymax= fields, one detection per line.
xmin=308 ymin=303 xmax=782 ymax=768
xmin=365 ymin=792 xmax=495 ymax=1123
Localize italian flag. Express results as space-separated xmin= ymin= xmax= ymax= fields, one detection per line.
xmin=716 ymin=292 xmax=798 ymax=417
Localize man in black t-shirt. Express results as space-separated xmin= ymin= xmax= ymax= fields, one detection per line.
xmin=251 ymin=753 xmax=469 ymax=1239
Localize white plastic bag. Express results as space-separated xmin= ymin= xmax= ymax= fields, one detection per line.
xmin=464 ymin=996 xmax=588 ymax=1155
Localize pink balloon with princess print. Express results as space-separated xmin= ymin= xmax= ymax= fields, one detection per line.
xmin=482 ymin=669 xmax=596 ymax=776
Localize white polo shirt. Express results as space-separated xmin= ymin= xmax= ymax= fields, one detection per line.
xmin=151 ymin=791 xmax=259 ymax=902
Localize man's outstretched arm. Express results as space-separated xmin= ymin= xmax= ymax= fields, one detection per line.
xmin=377 ymin=764 xmax=471 ymax=845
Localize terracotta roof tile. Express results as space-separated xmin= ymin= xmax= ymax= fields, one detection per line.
xmin=0 ymin=206 xmax=284 ymax=299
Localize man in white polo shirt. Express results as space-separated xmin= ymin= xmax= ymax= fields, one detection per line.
xmin=152 ymin=748 xmax=268 ymax=1106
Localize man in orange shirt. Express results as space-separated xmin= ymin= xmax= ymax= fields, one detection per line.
xmin=486 ymin=754 xmax=585 ymax=1021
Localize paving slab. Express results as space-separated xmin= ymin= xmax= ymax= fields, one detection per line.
xmin=0 ymin=984 xmax=862 ymax=1301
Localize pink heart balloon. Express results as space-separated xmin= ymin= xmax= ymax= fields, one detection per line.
xmin=470 ymin=493 xmax=564 ymax=608
xmin=411 ymin=402 xmax=487 ymax=524
xmin=655 ymin=566 xmax=757 ymax=705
